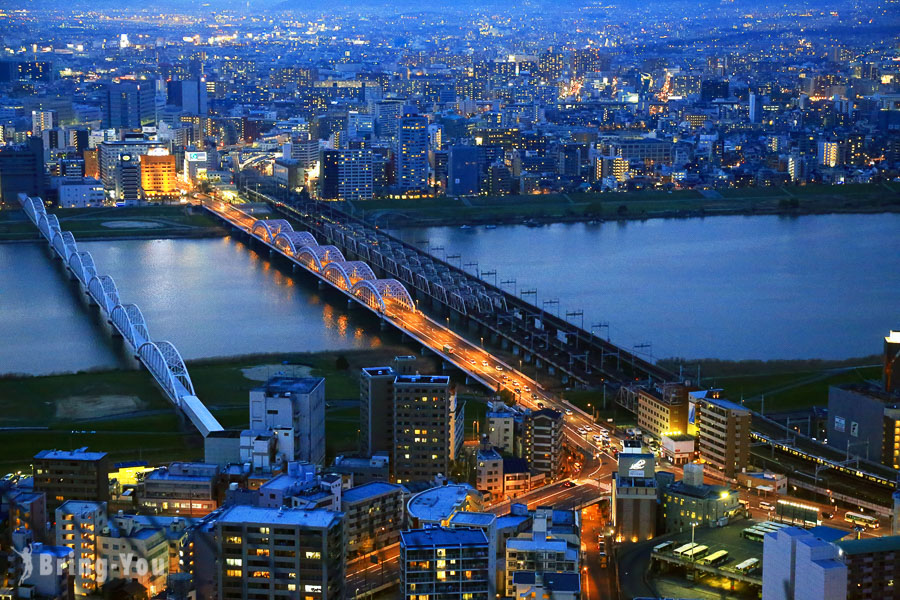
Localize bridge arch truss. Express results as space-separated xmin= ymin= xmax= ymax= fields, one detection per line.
xmin=69 ymin=251 xmax=97 ymax=285
xmin=138 ymin=340 xmax=196 ymax=400
xmin=296 ymin=245 xmax=345 ymax=272
xmin=251 ymin=219 xmax=294 ymax=242
xmin=87 ymin=274 xmax=121 ymax=314
xmin=273 ymin=231 xmax=318 ymax=256
xmin=323 ymin=260 xmax=376 ymax=291
xmin=111 ymin=303 xmax=150 ymax=348
xmin=350 ymin=278 xmax=416 ymax=313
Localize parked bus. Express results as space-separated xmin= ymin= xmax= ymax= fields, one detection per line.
xmin=653 ymin=541 xmax=675 ymax=554
xmin=673 ymin=542 xmax=699 ymax=557
xmin=845 ymin=512 xmax=880 ymax=529
xmin=741 ymin=527 xmax=766 ymax=542
xmin=700 ymin=550 xmax=729 ymax=566
xmin=735 ymin=558 xmax=760 ymax=574
xmin=683 ymin=545 xmax=709 ymax=561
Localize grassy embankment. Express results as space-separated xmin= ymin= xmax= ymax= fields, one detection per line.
xmin=350 ymin=182 xmax=900 ymax=226
xmin=0 ymin=205 xmax=226 ymax=242
xmin=0 ymin=346 xmax=498 ymax=473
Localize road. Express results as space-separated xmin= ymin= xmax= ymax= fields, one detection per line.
xmin=346 ymin=543 xmax=400 ymax=598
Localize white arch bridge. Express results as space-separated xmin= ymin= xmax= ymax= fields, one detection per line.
xmin=17 ymin=194 xmax=222 ymax=437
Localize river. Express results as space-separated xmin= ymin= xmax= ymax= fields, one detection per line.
xmin=0 ymin=236 xmax=379 ymax=376
xmin=389 ymin=213 xmax=900 ymax=361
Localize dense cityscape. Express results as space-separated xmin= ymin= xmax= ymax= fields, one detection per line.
xmin=0 ymin=0 xmax=899 ymax=599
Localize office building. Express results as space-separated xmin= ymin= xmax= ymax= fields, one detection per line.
xmin=167 ymin=79 xmax=208 ymax=115
xmin=55 ymin=500 xmax=108 ymax=596
xmin=318 ymin=148 xmax=374 ymax=201
xmin=696 ymin=396 xmax=751 ymax=477
xmin=611 ymin=452 xmax=658 ymax=542
xmin=0 ymin=137 xmax=44 ymax=204
xmin=660 ymin=463 xmax=741 ymax=532
xmin=115 ymin=153 xmax=141 ymax=203
xmin=486 ymin=402 xmax=527 ymax=457
xmin=102 ymin=82 xmax=156 ymax=129
xmin=97 ymin=140 xmax=163 ymax=191
xmin=59 ymin=177 xmax=104 ymax=208
xmin=827 ymin=384 xmax=900 ymax=468
xmin=249 ymin=376 xmax=326 ymax=465
xmin=33 ymin=448 xmax=110 ymax=510
xmin=397 ymin=107 xmax=428 ymax=192
xmin=447 ymin=145 xmax=480 ymax=196
xmin=400 ymin=527 xmax=491 ymax=600
xmin=140 ymin=152 xmax=178 ymax=199
xmin=610 ymin=139 xmax=674 ymax=165
xmin=341 ymin=481 xmax=406 ymax=557
xmin=215 ymin=505 xmax=345 ymax=600
xmin=393 ymin=374 xmax=463 ymax=484
xmin=139 ymin=462 xmax=218 ymax=516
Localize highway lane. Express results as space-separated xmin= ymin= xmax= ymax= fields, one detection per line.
xmin=346 ymin=543 xmax=400 ymax=598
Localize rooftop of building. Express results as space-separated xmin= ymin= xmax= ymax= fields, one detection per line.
xmin=495 ymin=513 xmax=531 ymax=532
xmin=394 ymin=374 xmax=450 ymax=385
xmin=838 ymin=534 xmax=900 ymax=556
xmin=663 ymin=433 xmax=696 ymax=442
xmin=113 ymin=460 xmax=149 ymax=469
xmin=32 ymin=543 xmax=74 ymax=559
xmin=362 ymin=366 xmax=393 ymax=377
xmin=477 ymin=447 xmax=502 ymax=461
xmin=255 ymin=376 xmax=324 ymax=396
xmin=700 ymin=396 xmax=750 ymax=413
xmin=216 ymin=505 xmax=342 ymax=529
xmin=342 ymin=481 xmax=404 ymax=504
xmin=57 ymin=500 xmax=105 ymax=516
xmin=664 ymin=479 xmax=734 ymax=500
xmin=330 ymin=453 xmax=390 ymax=470
xmin=503 ymin=457 xmax=530 ymax=474
xmin=532 ymin=408 xmax=562 ymax=420
xmin=807 ymin=525 xmax=852 ymax=544
xmin=401 ymin=526 xmax=488 ymax=549
xmin=449 ymin=511 xmax=496 ymax=528
xmin=34 ymin=447 xmax=107 ymax=461
xmin=512 ymin=571 xmax=581 ymax=592
xmin=408 ymin=484 xmax=477 ymax=522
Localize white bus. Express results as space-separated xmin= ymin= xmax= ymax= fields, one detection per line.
xmin=673 ymin=542 xmax=699 ymax=557
xmin=735 ymin=558 xmax=760 ymax=574
xmin=700 ymin=550 xmax=729 ymax=566
xmin=683 ymin=545 xmax=709 ymax=561
xmin=653 ymin=541 xmax=675 ymax=553
xmin=845 ymin=512 xmax=880 ymax=529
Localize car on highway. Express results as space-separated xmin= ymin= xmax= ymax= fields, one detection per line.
xmin=537 ymin=402 xmax=544 ymax=409
xmin=524 ymin=386 xmax=530 ymax=392
xmin=469 ymin=358 xmax=477 ymax=365
xmin=760 ymin=501 xmax=775 ymax=511
xmin=531 ymin=393 xmax=539 ymax=400
xmin=513 ymin=380 xmax=520 ymax=387
xmin=822 ymin=512 xmax=834 ymax=520
xmin=481 ymin=360 xmax=489 ymax=367
xmin=577 ymin=427 xmax=586 ymax=434
xmin=495 ymin=365 xmax=503 ymax=371
xmin=592 ymin=435 xmax=602 ymax=443
xmin=565 ymin=409 xmax=573 ymax=415
xmin=584 ymin=426 xmax=593 ymax=432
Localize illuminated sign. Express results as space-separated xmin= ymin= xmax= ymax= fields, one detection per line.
xmin=627 ymin=458 xmax=649 ymax=477
xmin=186 ymin=151 xmax=207 ymax=162
xmin=148 ymin=147 xmax=169 ymax=156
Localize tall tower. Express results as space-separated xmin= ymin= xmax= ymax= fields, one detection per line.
xmin=397 ymin=106 xmax=428 ymax=192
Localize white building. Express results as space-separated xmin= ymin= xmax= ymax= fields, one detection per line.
xmin=249 ymin=376 xmax=326 ymax=465
xmin=59 ymin=177 xmax=104 ymax=208
xmin=55 ymin=500 xmax=108 ymax=596
xmin=762 ymin=527 xmax=847 ymax=600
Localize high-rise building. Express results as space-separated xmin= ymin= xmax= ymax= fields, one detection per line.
xmin=341 ymin=482 xmax=406 ymax=557
xmin=400 ymin=527 xmax=491 ymax=600
xmin=167 ymin=79 xmax=208 ymax=115
xmin=215 ymin=505 xmax=345 ymax=600
xmin=359 ymin=356 xmax=417 ymax=457
xmin=318 ymin=148 xmax=374 ymax=201
xmin=102 ymin=82 xmax=156 ymax=129
xmin=97 ymin=140 xmax=164 ymax=191
xmin=695 ymin=395 xmax=751 ymax=478
xmin=31 ymin=109 xmax=56 ymax=135
xmin=397 ymin=107 xmax=428 ymax=192
xmin=818 ymin=140 xmax=843 ymax=167
xmin=504 ymin=508 xmax=580 ymax=597
xmin=140 ymin=152 xmax=178 ymax=199
xmin=249 ymin=377 xmax=326 ymax=465
xmin=0 ymin=137 xmax=44 ymax=204
xmin=447 ymin=145 xmax=480 ymax=196
xmin=636 ymin=383 xmax=689 ymax=438
xmin=115 ymin=153 xmax=141 ymax=204
xmin=837 ymin=536 xmax=900 ymax=600
xmin=393 ymin=374 xmax=464 ymax=484
xmin=526 ymin=409 xmax=564 ymax=479
xmin=33 ymin=448 xmax=110 ymax=510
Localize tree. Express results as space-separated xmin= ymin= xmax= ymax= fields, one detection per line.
xmin=335 ymin=355 xmax=350 ymax=370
